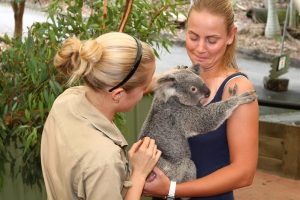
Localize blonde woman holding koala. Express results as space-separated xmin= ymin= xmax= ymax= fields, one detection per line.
xmin=41 ymin=32 xmax=161 ymax=200
xmin=144 ymin=0 xmax=259 ymax=199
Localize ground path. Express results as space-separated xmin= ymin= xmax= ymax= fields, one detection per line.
xmin=235 ymin=170 xmax=300 ymax=200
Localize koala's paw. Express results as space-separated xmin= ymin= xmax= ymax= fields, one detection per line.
xmin=237 ymin=90 xmax=257 ymax=104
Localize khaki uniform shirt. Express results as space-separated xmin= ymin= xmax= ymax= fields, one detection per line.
xmin=41 ymin=86 xmax=132 ymax=200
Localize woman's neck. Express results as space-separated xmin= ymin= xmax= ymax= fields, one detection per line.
xmin=200 ymin=66 xmax=237 ymax=104
xmin=85 ymin=87 xmax=115 ymax=122
xmin=200 ymin=63 xmax=238 ymax=80
xmin=201 ymin=65 xmax=226 ymax=80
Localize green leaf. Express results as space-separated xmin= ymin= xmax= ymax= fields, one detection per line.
xmin=24 ymin=109 xmax=31 ymax=121
xmin=38 ymin=101 xmax=45 ymax=120
xmin=12 ymin=102 xmax=18 ymax=112
xmin=24 ymin=128 xmax=37 ymax=154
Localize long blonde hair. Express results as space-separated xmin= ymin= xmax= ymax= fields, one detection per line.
xmin=54 ymin=32 xmax=155 ymax=91
xmin=188 ymin=0 xmax=238 ymax=69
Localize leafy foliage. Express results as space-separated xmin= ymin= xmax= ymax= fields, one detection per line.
xmin=0 ymin=0 xmax=186 ymax=188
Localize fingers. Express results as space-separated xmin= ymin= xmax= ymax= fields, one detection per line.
xmin=128 ymin=139 xmax=142 ymax=154
xmin=148 ymin=139 xmax=161 ymax=163
xmin=152 ymin=144 xmax=157 ymax=157
xmin=146 ymin=171 xmax=157 ymax=182
xmin=130 ymin=137 xmax=161 ymax=169
xmin=143 ymin=166 xmax=170 ymax=197
xmin=140 ymin=137 xmax=154 ymax=150
xmin=139 ymin=137 xmax=158 ymax=158
xmin=133 ymin=139 xmax=143 ymax=150
xmin=131 ymin=137 xmax=158 ymax=154
xmin=147 ymin=137 xmax=156 ymax=151
xmin=155 ymin=150 xmax=162 ymax=163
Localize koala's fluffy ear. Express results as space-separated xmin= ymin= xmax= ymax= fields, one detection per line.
xmin=189 ymin=64 xmax=201 ymax=75
xmin=155 ymin=74 xmax=176 ymax=87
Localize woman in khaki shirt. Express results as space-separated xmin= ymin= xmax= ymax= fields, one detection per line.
xmin=41 ymin=32 xmax=161 ymax=200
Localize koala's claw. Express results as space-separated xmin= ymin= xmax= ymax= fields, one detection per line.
xmin=240 ymin=89 xmax=256 ymax=96
xmin=176 ymin=65 xmax=189 ymax=69
xmin=237 ymin=90 xmax=257 ymax=104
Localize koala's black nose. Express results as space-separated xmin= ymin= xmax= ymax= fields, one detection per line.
xmin=202 ymin=84 xmax=211 ymax=98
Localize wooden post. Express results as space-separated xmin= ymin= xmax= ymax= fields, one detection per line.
xmin=258 ymin=122 xmax=284 ymax=174
xmin=264 ymin=54 xmax=290 ymax=91
xmin=259 ymin=119 xmax=300 ymax=179
xmin=11 ymin=0 xmax=26 ymax=38
xmin=282 ymin=125 xmax=300 ymax=178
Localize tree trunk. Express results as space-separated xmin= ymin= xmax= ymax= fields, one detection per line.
xmin=294 ymin=0 xmax=300 ymax=12
xmin=264 ymin=0 xmax=268 ymax=9
xmin=11 ymin=0 xmax=26 ymax=38
xmin=265 ymin=0 xmax=281 ymax=38
xmin=289 ymin=0 xmax=297 ymax=28
xmin=118 ymin=0 xmax=134 ymax=32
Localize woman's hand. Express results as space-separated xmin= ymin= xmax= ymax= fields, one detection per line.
xmin=128 ymin=137 xmax=161 ymax=179
xmin=125 ymin=138 xmax=161 ymax=200
xmin=143 ymin=166 xmax=170 ymax=198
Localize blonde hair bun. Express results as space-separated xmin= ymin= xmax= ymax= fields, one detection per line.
xmin=79 ymin=39 xmax=103 ymax=64
xmin=53 ymin=36 xmax=82 ymax=75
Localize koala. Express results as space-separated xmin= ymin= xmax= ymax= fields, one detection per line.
xmin=139 ymin=64 xmax=256 ymax=183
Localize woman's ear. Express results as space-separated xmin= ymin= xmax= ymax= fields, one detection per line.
xmin=227 ymin=25 xmax=237 ymax=45
xmin=111 ymin=88 xmax=125 ymax=103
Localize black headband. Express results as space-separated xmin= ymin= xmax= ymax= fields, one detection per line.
xmin=108 ymin=36 xmax=143 ymax=92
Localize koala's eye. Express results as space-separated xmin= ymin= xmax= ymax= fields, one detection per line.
xmin=191 ymin=86 xmax=197 ymax=92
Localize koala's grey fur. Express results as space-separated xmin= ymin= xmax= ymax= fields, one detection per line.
xmin=139 ymin=64 xmax=256 ymax=183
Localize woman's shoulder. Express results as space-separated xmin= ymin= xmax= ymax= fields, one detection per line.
xmin=57 ymin=86 xmax=85 ymax=99
xmin=226 ymin=71 xmax=254 ymax=90
xmin=223 ymin=72 xmax=255 ymax=98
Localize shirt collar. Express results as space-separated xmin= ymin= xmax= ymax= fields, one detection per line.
xmin=75 ymin=86 xmax=128 ymax=148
